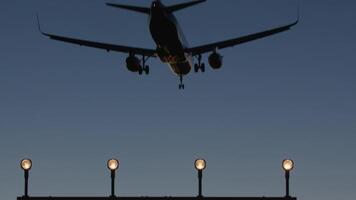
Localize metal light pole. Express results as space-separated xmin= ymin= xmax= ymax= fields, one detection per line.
xmin=195 ymin=159 xmax=206 ymax=198
xmin=282 ymin=159 xmax=294 ymax=197
xmin=107 ymin=159 xmax=120 ymax=197
xmin=20 ymin=159 xmax=32 ymax=197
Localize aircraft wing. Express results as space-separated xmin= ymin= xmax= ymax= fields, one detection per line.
xmin=39 ymin=29 xmax=156 ymax=57
xmin=186 ymin=19 xmax=298 ymax=56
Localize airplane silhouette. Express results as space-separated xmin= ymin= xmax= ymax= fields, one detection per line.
xmin=38 ymin=0 xmax=298 ymax=90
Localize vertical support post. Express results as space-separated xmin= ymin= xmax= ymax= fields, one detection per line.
xmin=285 ymin=171 xmax=290 ymax=197
xmin=24 ymin=170 xmax=29 ymax=197
xmin=198 ymin=170 xmax=203 ymax=198
xmin=111 ymin=170 xmax=116 ymax=197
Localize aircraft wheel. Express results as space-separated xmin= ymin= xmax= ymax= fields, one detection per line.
xmin=179 ymin=84 xmax=184 ymax=90
xmin=201 ymin=63 xmax=205 ymax=73
xmin=138 ymin=68 xmax=143 ymax=75
xmin=194 ymin=64 xmax=199 ymax=73
xmin=144 ymin=65 xmax=150 ymax=75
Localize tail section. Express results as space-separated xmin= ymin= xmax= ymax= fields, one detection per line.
xmin=106 ymin=3 xmax=150 ymax=14
xmin=106 ymin=0 xmax=207 ymax=14
xmin=167 ymin=0 xmax=207 ymax=13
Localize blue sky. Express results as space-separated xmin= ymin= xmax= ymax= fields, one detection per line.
xmin=1 ymin=0 xmax=355 ymax=200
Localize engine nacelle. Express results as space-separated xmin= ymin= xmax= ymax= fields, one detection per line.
xmin=208 ymin=52 xmax=223 ymax=69
xmin=126 ymin=55 xmax=141 ymax=72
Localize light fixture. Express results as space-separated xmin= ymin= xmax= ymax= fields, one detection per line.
xmin=107 ymin=159 xmax=119 ymax=171
xmin=282 ymin=159 xmax=294 ymax=172
xmin=107 ymin=159 xmax=120 ymax=197
xmin=195 ymin=159 xmax=206 ymax=171
xmin=21 ymin=159 xmax=32 ymax=171
xmin=194 ymin=159 xmax=206 ymax=197
xmin=282 ymin=159 xmax=295 ymax=197
xmin=20 ymin=159 xmax=32 ymax=197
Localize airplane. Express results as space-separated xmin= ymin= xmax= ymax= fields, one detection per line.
xmin=38 ymin=0 xmax=298 ymax=90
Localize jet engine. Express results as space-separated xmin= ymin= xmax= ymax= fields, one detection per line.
xmin=125 ymin=55 xmax=141 ymax=72
xmin=208 ymin=52 xmax=223 ymax=69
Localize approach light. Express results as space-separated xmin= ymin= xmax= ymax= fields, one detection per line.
xmin=21 ymin=159 xmax=32 ymax=171
xmin=282 ymin=159 xmax=294 ymax=172
xmin=282 ymin=159 xmax=295 ymax=197
xmin=195 ymin=159 xmax=206 ymax=171
xmin=20 ymin=159 xmax=32 ymax=197
xmin=107 ymin=159 xmax=120 ymax=197
xmin=107 ymin=159 xmax=119 ymax=171
xmin=194 ymin=159 xmax=206 ymax=197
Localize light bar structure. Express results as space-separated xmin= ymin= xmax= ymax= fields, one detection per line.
xmin=17 ymin=159 xmax=297 ymax=200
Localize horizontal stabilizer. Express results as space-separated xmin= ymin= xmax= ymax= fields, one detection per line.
xmin=167 ymin=0 xmax=207 ymax=13
xmin=106 ymin=3 xmax=150 ymax=14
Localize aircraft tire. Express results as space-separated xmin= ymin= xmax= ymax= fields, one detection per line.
xmin=194 ymin=64 xmax=199 ymax=73
xmin=201 ymin=63 xmax=205 ymax=73
xmin=179 ymin=84 xmax=185 ymax=90
xmin=144 ymin=65 xmax=150 ymax=75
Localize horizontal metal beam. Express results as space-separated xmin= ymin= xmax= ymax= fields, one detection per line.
xmin=17 ymin=197 xmax=297 ymax=200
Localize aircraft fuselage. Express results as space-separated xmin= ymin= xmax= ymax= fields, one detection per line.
xmin=149 ymin=1 xmax=193 ymax=76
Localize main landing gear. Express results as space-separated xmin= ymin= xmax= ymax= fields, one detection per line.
xmin=178 ymin=75 xmax=185 ymax=90
xmin=139 ymin=65 xmax=150 ymax=75
xmin=194 ymin=54 xmax=205 ymax=73
xmin=138 ymin=55 xmax=150 ymax=75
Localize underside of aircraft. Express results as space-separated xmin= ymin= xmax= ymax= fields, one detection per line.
xmin=38 ymin=0 xmax=299 ymax=90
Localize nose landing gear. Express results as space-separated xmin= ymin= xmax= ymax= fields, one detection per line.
xmin=178 ymin=75 xmax=185 ymax=90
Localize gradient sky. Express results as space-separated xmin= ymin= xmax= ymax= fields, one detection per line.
xmin=1 ymin=0 xmax=356 ymax=200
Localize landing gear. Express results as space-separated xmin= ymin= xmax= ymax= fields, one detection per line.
xmin=138 ymin=55 xmax=151 ymax=75
xmin=143 ymin=65 xmax=150 ymax=75
xmin=178 ymin=75 xmax=185 ymax=90
xmin=201 ymin=63 xmax=205 ymax=72
xmin=194 ymin=54 xmax=205 ymax=73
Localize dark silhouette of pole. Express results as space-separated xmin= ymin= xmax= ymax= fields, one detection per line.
xmin=198 ymin=170 xmax=203 ymax=198
xmin=285 ymin=171 xmax=290 ymax=197
xmin=24 ymin=170 xmax=29 ymax=197
xmin=111 ymin=170 xmax=116 ymax=197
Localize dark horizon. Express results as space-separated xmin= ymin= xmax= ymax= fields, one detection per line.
xmin=1 ymin=1 xmax=355 ymax=200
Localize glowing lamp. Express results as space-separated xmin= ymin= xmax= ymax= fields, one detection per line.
xmin=195 ymin=159 xmax=206 ymax=171
xmin=21 ymin=159 xmax=32 ymax=171
xmin=107 ymin=159 xmax=119 ymax=171
xmin=282 ymin=159 xmax=294 ymax=172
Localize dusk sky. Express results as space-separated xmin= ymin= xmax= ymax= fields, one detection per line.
xmin=1 ymin=1 xmax=355 ymax=200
